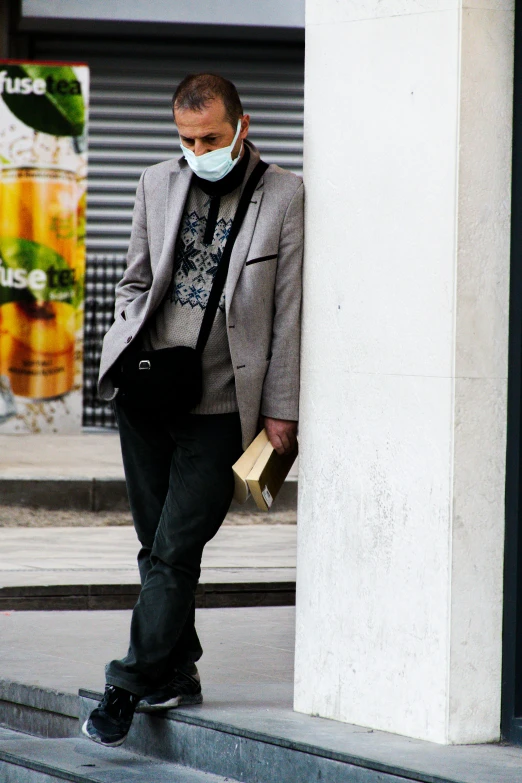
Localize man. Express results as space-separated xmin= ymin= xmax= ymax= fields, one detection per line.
xmin=83 ymin=73 xmax=303 ymax=747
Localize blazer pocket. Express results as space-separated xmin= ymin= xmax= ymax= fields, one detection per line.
xmin=245 ymin=254 xmax=278 ymax=266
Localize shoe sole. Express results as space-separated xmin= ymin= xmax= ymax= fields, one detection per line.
xmin=136 ymin=692 xmax=203 ymax=713
xmin=81 ymin=719 xmax=128 ymax=747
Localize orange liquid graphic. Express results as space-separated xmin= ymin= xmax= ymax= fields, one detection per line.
xmin=0 ymin=167 xmax=78 ymax=399
xmin=0 ymin=301 xmax=75 ymax=399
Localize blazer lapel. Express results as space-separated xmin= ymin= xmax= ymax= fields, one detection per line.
xmin=147 ymin=162 xmax=192 ymax=315
xmin=225 ymin=183 xmax=264 ymax=316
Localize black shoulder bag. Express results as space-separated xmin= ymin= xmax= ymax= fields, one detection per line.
xmin=114 ymin=159 xmax=269 ymax=421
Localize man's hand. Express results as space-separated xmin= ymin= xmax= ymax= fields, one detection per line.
xmin=263 ymin=417 xmax=298 ymax=456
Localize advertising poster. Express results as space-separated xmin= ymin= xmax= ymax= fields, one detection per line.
xmin=0 ymin=61 xmax=89 ymax=433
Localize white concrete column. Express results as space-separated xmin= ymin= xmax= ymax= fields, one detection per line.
xmin=295 ymin=0 xmax=514 ymax=745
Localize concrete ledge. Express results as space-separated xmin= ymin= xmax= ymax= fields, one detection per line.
xmin=0 ymin=682 xmax=77 ymax=719
xmin=0 ymin=681 xmax=78 ymax=740
xmin=79 ymin=691 xmax=410 ymax=783
xmin=0 ymin=478 xmax=127 ymax=511
xmin=92 ymin=479 xmax=129 ymax=512
xmin=0 ymin=700 xmax=77 ymax=740
xmin=0 ymin=479 xmax=95 ymax=510
xmin=0 ymin=478 xmax=297 ymax=513
xmin=0 ymin=582 xmax=296 ymax=611
xmin=82 ymin=689 xmax=522 ymax=783
xmin=1 ymin=679 xmax=521 ymax=783
xmin=196 ymin=581 xmax=295 ymax=608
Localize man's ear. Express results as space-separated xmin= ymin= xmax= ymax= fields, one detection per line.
xmin=240 ymin=114 xmax=250 ymax=138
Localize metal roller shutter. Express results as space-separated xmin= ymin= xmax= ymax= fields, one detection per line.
xmin=34 ymin=37 xmax=304 ymax=259
xmin=33 ymin=36 xmax=304 ymax=428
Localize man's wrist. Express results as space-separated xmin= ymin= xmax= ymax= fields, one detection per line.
xmin=261 ymin=408 xmax=299 ymax=422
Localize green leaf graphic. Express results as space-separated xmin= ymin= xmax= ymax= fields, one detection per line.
xmin=0 ymin=237 xmax=74 ymax=306
xmin=72 ymin=273 xmax=84 ymax=310
xmin=1 ymin=65 xmax=85 ymax=137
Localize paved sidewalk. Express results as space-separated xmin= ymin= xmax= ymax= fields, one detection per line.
xmin=0 ymin=433 xmax=125 ymax=480
xmin=0 ymin=607 xmax=295 ymax=696
xmin=0 ymin=432 xmax=300 ymax=480
xmin=0 ymin=524 xmax=297 ymax=588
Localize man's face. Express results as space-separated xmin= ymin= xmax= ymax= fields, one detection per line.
xmin=174 ymin=98 xmax=249 ymax=159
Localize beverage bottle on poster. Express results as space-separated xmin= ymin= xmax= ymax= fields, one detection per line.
xmin=0 ymin=63 xmax=88 ymax=401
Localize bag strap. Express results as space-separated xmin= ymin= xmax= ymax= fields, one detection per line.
xmin=195 ymin=158 xmax=269 ymax=355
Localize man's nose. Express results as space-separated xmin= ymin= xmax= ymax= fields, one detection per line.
xmin=194 ymin=140 xmax=209 ymax=157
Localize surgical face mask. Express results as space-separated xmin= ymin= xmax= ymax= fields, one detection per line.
xmin=179 ymin=120 xmax=242 ymax=182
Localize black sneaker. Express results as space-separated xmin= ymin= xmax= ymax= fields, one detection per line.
xmin=136 ymin=669 xmax=203 ymax=713
xmin=82 ymin=684 xmax=139 ymax=747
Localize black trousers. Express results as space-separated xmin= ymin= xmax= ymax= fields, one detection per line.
xmin=105 ymin=402 xmax=243 ymax=696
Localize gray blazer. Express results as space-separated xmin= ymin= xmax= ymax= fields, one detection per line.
xmin=98 ymin=141 xmax=304 ymax=449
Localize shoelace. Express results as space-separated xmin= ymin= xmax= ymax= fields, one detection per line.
xmin=101 ymin=686 xmax=137 ymax=720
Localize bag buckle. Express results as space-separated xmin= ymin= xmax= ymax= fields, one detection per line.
xmin=138 ymin=359 xmax=151 ymax=371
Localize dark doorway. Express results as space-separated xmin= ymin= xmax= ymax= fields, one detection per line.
xmin=503 ymin=0 xmax=522 ymax=745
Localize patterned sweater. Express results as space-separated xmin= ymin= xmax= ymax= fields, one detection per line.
xmin=141 ymin=147 xmax=254 ymax=414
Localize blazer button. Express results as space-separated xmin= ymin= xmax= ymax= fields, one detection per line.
xmin=126 ymin=336 xmax=133 ymax=343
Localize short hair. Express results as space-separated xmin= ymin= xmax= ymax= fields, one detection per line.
xmin=173 ymin=73 xmax=243 ymax=128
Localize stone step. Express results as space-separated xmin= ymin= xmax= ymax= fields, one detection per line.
xmin=79 ymin=688 xmax=522 ymax=783
xmin=0 ymin=477 xmax=298 ymax=512
xmin=2 ymin=682 xmax=522 ymax=783
xmin=77 ymin=689 xmax=428 ymax=783
xmin=0 ymin=478 xmax=128 ymax=513
xmin=0 ymin=580 xmax=296 ymax=611
xmin=0 ymin=681 xmax=79 ymax=739
xmin=4 ymin=683 xmax=424 ymax=783
xmin=0 ymin=733 xmax=240 ymax=783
